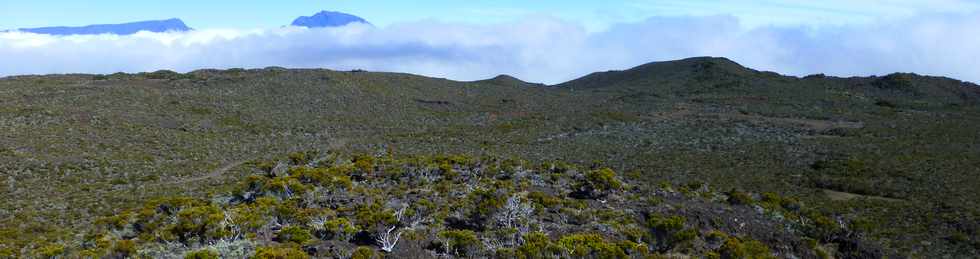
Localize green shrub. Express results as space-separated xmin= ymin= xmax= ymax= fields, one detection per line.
xmin=288 ymin=152 xmax=309 ymax=165
xmin=557 ymin=233 xmax=628 ymax=259
xmin=290 ymin=166 xmax=352 ymax=191
xmin=324 ymin=218 xmax=358 ymax=241
xmin=253 ymin=246 xmax=309 ymax=259
xmin=34 ymin=243 xmax=65 ymax=258
xmin=495 ymin=247 xmax=517 ymax=258
xmin=169 ymin=205 xmax=226 ymax=245
xmin=351 ymin=246 xmax=376 ymax=259
xmin=515 ymin=232 xmax=563 ymax=258
xmin=673 ymin=229 xmax=698 ymax=244
xmin=586 ymin=168 xmax=622 ymax=191
xmin=719 ymin=236 xmax=775 ymax=259
xmin=276 ymin=226 xmax=313 ymax=244
xmin=726 ymin=189 xmax=754 ymax=205
xmin=438 ymin=229 xmax=480 ymax=256
xmin=706 ymin=230 xmax=728 ymax=242
xmin=617 ymin=240 xmax=650 ymax=257
xmin=111 ymin=239 xmax=137 ymax=258
xmin=353 ymin=154 xmax=375 ymax=174
xmin=648 ymin=214 xmax=694 ymax=251
xmin=617 ymin=224 xmax=648 ymax=244
xmin=804 ymin=211 xmax=841 ymax=241
xmin=354 ymin=203 xmax=397 ymax=229
xmin=574 ymin=168 xmax=622 ymax=199
xmin=266 ymin=177 xmax=307 ymax=198
xmin=527 ymin=191 xmax=561 ymax=209
xmin=184 ymin=248 xmax=220 ymax=259
xmin=466 ymin=188 xmax=505 ymax=223
xmin=648 ymin=215 xmax=685 ymax=233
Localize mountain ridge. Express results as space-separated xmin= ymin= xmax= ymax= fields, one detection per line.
xmin=291 ymin=10 xmax=370 ymax=28
xmin=474 ymin=74 xmax=546 ymax=87
xmin=14 ymin=18 xmax=192 ymax=35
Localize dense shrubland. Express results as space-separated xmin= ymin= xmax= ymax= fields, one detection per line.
xmin=22 ymin=151 xmax=888 ymax=258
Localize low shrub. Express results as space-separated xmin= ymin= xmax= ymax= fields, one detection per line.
xmin=648 ymin=214 xmax=695 ymax=251
xmin=516 ymin=232 xmax=563 ymax=258
xmin=276 ymin=226 xmax=313 ymax=244
xmin=184 ymin=248 xmax=219 ymax=259
xmin=719 ymin=236 xmax=775 ymax=259
xmin=726 ymin=189 xmax=754 ymax=205
xmin=572 ymin=168 xmax=623 ymax=199
xmin=253 ymin=245 xmax=309 ymax=259
xmin=438 ymin=229 xmax=480 ymax=256
xmin=351 ymin=246 xmax=376 ymax=259
xmin=557 ymin=233 xmax=628 ymax=259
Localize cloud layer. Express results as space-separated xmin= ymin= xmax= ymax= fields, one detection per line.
xmin=2 ymin=13 xmax=979 ymax=84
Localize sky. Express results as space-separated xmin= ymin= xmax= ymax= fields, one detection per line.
xmin=2 ymin=1 xmax=980 ymax=83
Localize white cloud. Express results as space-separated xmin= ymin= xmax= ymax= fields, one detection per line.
xmin=1 ymin=12 xmax=979 ymax=84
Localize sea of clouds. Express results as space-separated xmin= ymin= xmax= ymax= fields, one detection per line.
xmin=1 ymin=12 xmax=979 ymax=84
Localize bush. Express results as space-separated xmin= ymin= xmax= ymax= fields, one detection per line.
xmin=288 ymin=152 xmax=309 ymax=165
xmin=466 ymin=188 xmax=505 ymax=225
xmin=648 ymin=214 xmax=695 ymax=251
xmin=111 ymin=239 xmax=137 ymax=258
xmin=289 ymin=166 xmax=352 ymax=191
xmin=266 ymin=177 xmax=307 ymax=198
xmin=557 ymin=233 xmax=628 ymax=259
xmin=34 ymin=243 xmax=65 ymax=257
xmin=438 ymin=229 xmax=480 ymax=256
xmin=323 ymin=218 xmax=358 ymax=241
xmin=617 ymin=240 xmax=650 ymax=257
xmin=184 ymin=248 xmax=220 ymax=259
xmin=169 ymin=205 xmax=226 ymax=245
xmin=351 ymin=246 xmax=376 ymax=259
xmin=673 ymin=229 xmax=698 ymax=244
xmin=574 ymin=168 xmax=622 ymax=199
xmin=726 ymin=189 xmax=754 ymax=205
xmin=804 ymin=211 xmax=841 ymax=241
xmin=276 ymin=226 xmax=313 ymax=244
xmin=586 ymin=168 xmax=622 ymax=191
xmin=527 ymin=191 xmax=561 ymax=209
xmin=719 ymin=236 xmax=774 ymax=259
xmin=353 ymin=154 xmax=375 ymax=174
xmin=516 ymin=232 xmax=563 ymax=258
xmin=354 ymin=203 xmax=397 ymax=230
xmin=253 ymin=246 xmax=309 ymax=259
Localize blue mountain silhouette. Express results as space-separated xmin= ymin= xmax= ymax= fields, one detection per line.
xmin=17 ymin=18 xmax=191 ymax=35
xmin=291 ymin=11 xmax=370 ymax=28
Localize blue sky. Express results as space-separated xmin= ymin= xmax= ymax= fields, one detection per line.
xmin=5 ymin=0 xmax=980 ymax=30
xmin=2 ymin=1 xmax=980 ymax=83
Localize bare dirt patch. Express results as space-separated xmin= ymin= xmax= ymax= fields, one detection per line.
xmin=822 ymin=189 xmax=903 ymax=202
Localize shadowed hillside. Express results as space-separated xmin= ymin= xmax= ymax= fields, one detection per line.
xmin=1 ymin=58 xmax=978 ymax=258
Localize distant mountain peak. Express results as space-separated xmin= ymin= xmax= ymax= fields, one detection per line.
xmin=477 ymin=74 xmax=545 ymax=87
xmin=554 ymin=56 xmax=755 ymax=89
xmin=291 ymin=11 xmax=370 ymax=28
xmin=16 ymin=18 xmax=192 ymax=35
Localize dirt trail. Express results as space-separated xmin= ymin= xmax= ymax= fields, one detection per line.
xmin=147 ymin=159 xmax=249 ymax=188
xmin=822 ymin=189 xmax=903 ymax=202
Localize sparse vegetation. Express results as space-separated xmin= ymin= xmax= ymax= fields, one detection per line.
xmin=1 ymin=57 xmax=978 ymax=257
